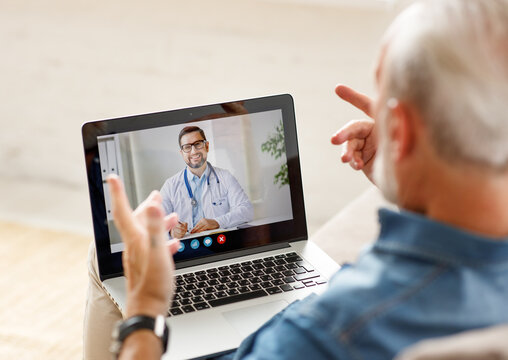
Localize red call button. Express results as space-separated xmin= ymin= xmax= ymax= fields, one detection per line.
xmin=217 ymin=234 xmax=226 ymax=244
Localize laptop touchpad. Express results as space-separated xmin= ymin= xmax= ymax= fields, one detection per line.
xmin=222 ymin=300 xmax=289 ymax=337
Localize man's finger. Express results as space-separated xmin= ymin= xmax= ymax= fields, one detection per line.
xmin=335 ymin=84 xmax=373 ymax=117
xmin=168 ymin=239 xmax=181 ymax=255
xmin=331 ymin=119 xmax=375 ymax=145
xmin=107 ymin=174 xmax=135 ymax=234
xmin=341 ymin=138 xmax=365 ymax=163
xmin=146 ymin=204 xmax=166 ymax=248
xmin=164 ymin=213 xmax=179 ymax=232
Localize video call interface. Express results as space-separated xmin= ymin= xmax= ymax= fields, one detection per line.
xmin=97 ymin=109 xmax=295 ymax=262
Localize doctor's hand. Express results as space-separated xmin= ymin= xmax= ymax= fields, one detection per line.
xmin=107 ymin=174 xmax=181 ymax=318
xmin=171 ymin=221 xmax=188 ymax=239
xmin=190 ymin=218 xmax=220 ymax=234
xmin=331 ymin=84 xmax=377 ymax=184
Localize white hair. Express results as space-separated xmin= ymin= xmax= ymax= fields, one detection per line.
xmin=382 ymin=0 xmax=508 ymax=170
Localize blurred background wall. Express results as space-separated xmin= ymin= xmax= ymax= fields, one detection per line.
xmin=0 ymin=0 xmax=395 ymax=236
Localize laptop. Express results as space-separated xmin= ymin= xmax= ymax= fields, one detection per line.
xmin=82 ymin=94 xmax=340 ymax=359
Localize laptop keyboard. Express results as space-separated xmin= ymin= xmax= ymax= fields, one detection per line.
xmin=168 ymin=252 xmax=327 ymax=316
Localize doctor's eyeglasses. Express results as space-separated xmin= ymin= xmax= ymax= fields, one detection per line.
xmin=181 ymin=140 xmax=207 ymax=153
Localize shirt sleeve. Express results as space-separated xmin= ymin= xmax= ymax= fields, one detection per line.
xmin=215 ymin=294 xmax=350 ymax=360
xmin=214 ymin=170 xmax=254 ymax=229
xmin=160 ymin=179 xmax=174 ymax=217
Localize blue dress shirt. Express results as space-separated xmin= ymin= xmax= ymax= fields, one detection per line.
xmin=219 ymin=208 xmax=508 ymax=359
xmin=187 ymin=166 xmax=209 ymax=228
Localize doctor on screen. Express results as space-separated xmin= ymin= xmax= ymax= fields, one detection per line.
xmin=160 ymin=126 xmax=254 ymax=238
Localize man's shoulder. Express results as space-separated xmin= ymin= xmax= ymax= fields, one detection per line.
xmin=161 ymin=169 xmax=185 ymax=190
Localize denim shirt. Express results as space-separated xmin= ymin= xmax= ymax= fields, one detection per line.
xmin=220 ymin=209 xmax=508 ymax=360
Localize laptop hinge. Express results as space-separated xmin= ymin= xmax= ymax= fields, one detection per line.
xmin=174 ymin=242 xmax=291 ymax=270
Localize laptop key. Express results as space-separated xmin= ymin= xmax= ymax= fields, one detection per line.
xmin=238 ymin=286 xmax=251 ymax=293
xmin=249 ymin=284 xmax=262 ymax=291
xmin=170 ymin=308 xmax=183 ymax=316
xmin=272 ymin=279 xmax=284 ymax=286
xmin=266 ymin=287 xmax=283 ymax=295
xmin=293 ymin=267 xmax=306 ymax=274
xmin=182 ymin=305 xmax=195 ymax=313
xmin=261 ymin=281 xmax=273 ymax=288
xmin=293 ymin=283 xmax=305 ymax=289
xmin=284 ymin=276 xmax=296 ymax=283
xmin=208 ymin=290 xmax=268 ymax=307
xmin=239 ymin=279 xmax=250 ymax=286
xmin=227 ymin=289 xmax=239 ymax=296
xmin=191 ymin=296 xmax=204 ymax=303
xmin=218 ymin=265 xmax=229 ymax=271
xmin=196 ymin=281 xmax=208 ymax=288
xmin=203 ymin=293 xmax=216 ymax=301
xmin=294 ymin=272 xmax=320 ymax=281
xmin=274 ymin=254 xmax=286 ymax=259
xmin=204 ymin=287 xmax=215 ymax=294
xmin=215 ymin=284 xmax=228 ymax=291
xmin=194 ymin=302 xmax=210 ymax=311
xmin=280 ymin=284 xmax=294 ymax=292
xmin=227 ymin=282 xmax=239 ymax=289
xmin=207 ymin=279 xmax=219 ymax=286
xmin=180 ymin=298 xmax=192 ymax=305
xmin=315 ymin=277 xmax=328 ymax=285
xmin=215 ymin=291 xmax=227 ymax=298
xmin=184 ymin=284 xmax=197 ymax=291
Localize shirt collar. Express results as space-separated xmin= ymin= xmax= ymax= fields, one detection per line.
xmin=375 ymin=208 xmax=508 ymax=266
xmin=186 ymin=164 xmax=209 ymax=182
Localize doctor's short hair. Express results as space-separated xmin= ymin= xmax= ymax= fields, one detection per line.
xmin=382 ymin=0 xmax=508 ymax=170
xmin=178 ymin=126 xmax=207 ymax=146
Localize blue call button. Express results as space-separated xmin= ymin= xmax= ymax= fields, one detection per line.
xmin=178 ymin=242 xmax=185 ymax=252
xmin=203 ymin=237 xmax=213 ymax=247
xmin=190 ymin=239 xmax=200 ymax=249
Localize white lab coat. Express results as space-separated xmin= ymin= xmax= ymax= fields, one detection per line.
xmin=160 ymin=165 xmax=254 ymax=230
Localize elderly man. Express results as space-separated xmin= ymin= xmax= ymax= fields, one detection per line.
xmin=101 ymin=0 xmax=508 ymax=358
xmin=160 ymin=126 xmax=253 ymax=238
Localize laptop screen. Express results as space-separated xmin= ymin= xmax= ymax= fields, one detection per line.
xmin=83 ymin=95 xmax=306 ymax=280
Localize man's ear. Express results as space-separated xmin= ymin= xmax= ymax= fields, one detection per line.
xmin=388 ymin=99 xmax=415 ymax=162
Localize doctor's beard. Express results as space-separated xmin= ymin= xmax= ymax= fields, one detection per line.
xmin=373 ymin=105 xmax=399 ymax=204
xmin=186 ymin=153 xmax=206 ymax=169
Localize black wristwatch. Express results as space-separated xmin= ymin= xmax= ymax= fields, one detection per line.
xmin=111 ymin=314 xmax=169 ymax=359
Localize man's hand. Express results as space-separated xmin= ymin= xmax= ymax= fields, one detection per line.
xmin=171 ymin=221 xmax=188 ymax=239
xmin=107 ymin=174 xmax=180 ymax=318
xmin=331 ymin=84 xmax=377 ymax=183
xmin=190 ymin=218 xmax=220 ymax=234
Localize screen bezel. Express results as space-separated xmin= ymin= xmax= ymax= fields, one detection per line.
xmin=82 ymin=94 xmax=307 ymax=281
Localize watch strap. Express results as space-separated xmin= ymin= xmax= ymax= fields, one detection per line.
xmin=115 ymin=315 xmax=169 ymax=356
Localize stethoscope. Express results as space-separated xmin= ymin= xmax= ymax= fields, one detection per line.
xmin=184 ymin=162 xmax=220 ymax=207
